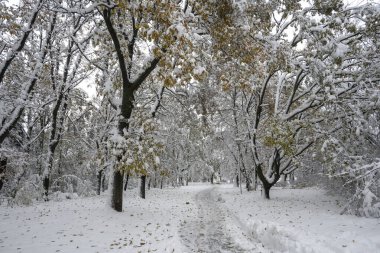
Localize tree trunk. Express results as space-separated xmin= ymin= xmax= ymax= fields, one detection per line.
xmin=43 ymin=176 xmax=50 ymax=200
xmin=0 ymin=156 xmax=7 ymax=191
xmin=102 ymin=175 xmax=106 ymax=192
xmin=43 ymin=147 xmax=55 ymax=200
xmin=153 ymin=176 xmax=157 ymax=188
xmin=263 ymin=183 xmax=271 ymax=199
xmin=111 ymin=170 xmax=124 ymax=212
xmin=246 ymin=177 xmax=252 ymax=191
xmin=236 ymin=174 xmax=239 ymax=187
xmin=289 ymin=172 xmax=295 ymax=184
xmin=140 ymin=175 xmax=146 ymax=199
xmin=124 ymin=172 xmax=130 ymax=191
xmin=97 ymin=170 xmax=103 ymax=195
xmin=283 ymin=174 xmax=288 ymax=183
xmin=160 ymin=178 xmax=163 ymax=189
xmin=256 ymin=149 xmax=281 ymax=199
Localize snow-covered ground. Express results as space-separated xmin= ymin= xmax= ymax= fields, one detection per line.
xmin=1 ymin=184 xmax=379 ymax=253
xmin=217 ymin=185 xmax=380 ymax=253
xmin=0 ymin=185 xmax=206 ymax=253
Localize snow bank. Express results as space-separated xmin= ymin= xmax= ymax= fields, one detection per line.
xmin=247 ymin=220 xmax=336 ymax=253
xmin=218 ymin=186 xmax=380 ymax=253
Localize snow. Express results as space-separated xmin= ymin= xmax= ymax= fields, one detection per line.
xmin=1 ymin=184 xmax=380 ymax=253
xmin=179 ymin=186 xmax=262 ymax=252
xmin=218 ymin=185 xmax=380 ymax=253
xmin=0 ymin=185 xmax=203 ymax=253
xmin=334 ymin=43 xmax=350 ymax=58
xmin=193 ymin=66 xmax=205 ymax=76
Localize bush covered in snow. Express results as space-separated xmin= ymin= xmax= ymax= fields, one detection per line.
xmin=338 ymin=160 xmax=380 ymax=218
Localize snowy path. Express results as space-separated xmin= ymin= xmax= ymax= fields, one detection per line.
xmin=179 ymin=186 xmax=264 ymax=253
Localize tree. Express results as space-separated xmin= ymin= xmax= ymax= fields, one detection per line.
xmin=97 ymin=0 xmax=200 ymax=211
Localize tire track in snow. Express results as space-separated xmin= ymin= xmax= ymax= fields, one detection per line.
xmin=179 ymin=187 xmax=264 ymax=253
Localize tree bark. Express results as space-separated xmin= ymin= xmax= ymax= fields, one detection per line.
xmin=140 ymin=175 xmax=146 ymax=199
xmin=246 ymin=177 xmax=252 ymax=191
xmin=43 ymin=176 xmax=50 ymax=200
xmin=289 ymin=172 xmax=295 ymax=184
xmin=254 ymin=169 xmax=258 ymax=190
xmin=0 ymin=156 xmax=7 ymax=191
xmin=97 ymin=170 xmax=103 ymax=195
xmin=102 ymin=175 xmax=106 ymax=192
xmin=153 ymin=176 xmax=157 ymax=188
xmin=263 ymin=183 xmax=271 ymax=199
xmin=111 ymin=170 xmax=124 ymax=211
xmin=124 ymin=172 xmax=130 ymax=191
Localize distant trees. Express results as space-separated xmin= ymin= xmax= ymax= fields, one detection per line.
xmin=0 ymin=0 xmax=96 ymax=202
xmin=42 ymin=0 xmax=93 ymax=199
xmin=0 ymin=0 xmax=55 ymax=145
xmin=207 ymin=0 xmax=380 ymax=201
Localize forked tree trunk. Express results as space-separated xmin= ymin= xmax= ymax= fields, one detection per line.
xmin=112 ymin=170 xmax=124 ymax=211
xmin=140 ymin=175 xmax=146 ymax=199
xmin=256 ymin=149 xmax=281 ymax=200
